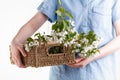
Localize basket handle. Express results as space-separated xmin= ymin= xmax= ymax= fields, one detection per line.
xmin=46 ymin=45 xmax=66 ymax=56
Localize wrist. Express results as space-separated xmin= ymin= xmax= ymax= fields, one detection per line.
xmin=11 ymin=38 xmax=24 ymax=46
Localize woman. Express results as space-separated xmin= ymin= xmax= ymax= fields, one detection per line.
xmin=11 ymin=0 xmax=120 ymax=80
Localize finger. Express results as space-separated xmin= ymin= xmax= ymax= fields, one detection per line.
xmin=14 ymin=54 xmax=26 ymax=68
xmin=18 ymin=46 xmax=27 ymax=57
xmin=68 ymin=57 xmax=84 ymax=67
xmin=75 ymin=57 xmax=85 ymax=63
xmin=10 ymin=43 xmax=26 ymax=68
xmin=69 ymin=62 xmax=85 ymax=68
xmin=11 ymin=49 xmax=26 ymax=68
xmin=68 ymin=58 xmax=87 ymax=68
xmin=68 ymin=64 xmax=80 ymax=68
xmin=68 ymin=62 xmax=80 ymax=68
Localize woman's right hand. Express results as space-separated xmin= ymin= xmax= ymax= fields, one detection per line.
xmin=11 ymin=40 xmax=27 ymax=68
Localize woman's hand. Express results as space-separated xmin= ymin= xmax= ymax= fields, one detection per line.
xmin=68 ymin=57 xmax=94 ymax=68
xmin=11 ymin=41 xmax=27 ymax=68
xmin=10 ymin=11 xmax=48 ymax=68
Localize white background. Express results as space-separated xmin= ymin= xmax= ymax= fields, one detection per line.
xmin=0 ymin=0 xmax=51 ymax=80
xmin=0 ymin=0 xmax=120 ymax=80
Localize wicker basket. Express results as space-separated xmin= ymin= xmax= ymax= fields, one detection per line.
xmin=10 ymin=42 xmax=75 ymax=67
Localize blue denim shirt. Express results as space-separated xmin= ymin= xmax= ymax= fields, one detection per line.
xmin=38 ymin=0 xmax=120 ymax=80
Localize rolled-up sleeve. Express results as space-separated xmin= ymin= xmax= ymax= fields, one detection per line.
xmin=37 ymin=0 xmax=58 ymax=23
xmin=112 ymin=0 xmax=120 ymax=23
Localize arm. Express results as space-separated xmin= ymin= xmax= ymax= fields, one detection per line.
xmin=11 ymin=11 xmax=48 ymax=68
xmin=69 ymin=19 xmax=120 ymax=68
xmin=94 ymin=19 xmax=120 ymax=60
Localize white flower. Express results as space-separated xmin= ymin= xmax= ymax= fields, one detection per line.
xmin=72 ymin=50 xmax=75 ymax=53
xmin=69 ymin=20 xmax=75 ymax=26
xmin=48 ymin=38 xmax=53 ymax=42
xmin=74 ymin=34 xmax=79 ymax=40
xmin=92 ymin=51 xmax=100 ymax=57
xmin=57 ymin=32 xmax=62 ymax=36
xmin=81 ymin=50 xmax=85 ymax=54
xmin=25 ymin=24 xmax=100 ymax=58
xmin=63 ymin=31 xmax=68 ymax=35
xmin=95 ymin=51 xmax=100 ymax=55
xmin=64 ymin=43 xmax=68 ymax=47
xmin=51 ymin=31 xmax=57 ymax=36
xmin=52 ymin=35 xmax=58 ymax=41
xmin=69 ymin=40 xmax=74 ymax=45
xmin=28 ymin=42 xmax=34 ymax=47
xmin=76 ymin=44 xmax=81 ymax=47
xmin=96 ymin=36 xmax=101 ymax=41
xmin=82 ymin=38 xmax=88 ymax=44
xmin=34 ymin=40 xmax=39 ymax=46
xmin=92 ymin=41 xmax=99 ymax=48
xmin=83 ymin=53 xmax=87 ymax=57
xmin=44 ymin=35 xmax=48 ymax=40
xmin=24 ymin=44 xmax=31 ymax=52
xmin=75 ymin=49 xmax=80 ymax=52
xmin=61 ymin=36 xmax=65 ymax=40
xmin=78 ymin=53 xmax=85 ymax=57
xmin=70 ymin=29 xmax=75 ymax=33
xmin=87 ymin=46 xmax=93 ymax=51
xmin=83 ymin=46 xmax=90 ymax=53
xmin=57 ymin=38 xmax=63 ymax=43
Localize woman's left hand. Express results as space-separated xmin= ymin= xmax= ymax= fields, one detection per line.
xmin=68 ymin=57 xmax=94 ymax=68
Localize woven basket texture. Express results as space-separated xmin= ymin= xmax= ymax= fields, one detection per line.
xmin=10 ymin=42 xmax=75 ymax=67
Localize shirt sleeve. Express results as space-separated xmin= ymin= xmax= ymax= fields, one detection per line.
xmin=37 ymin=0 xmax=58 ymax=23
xmin=112 ymin=0 xmax=120 ymax=23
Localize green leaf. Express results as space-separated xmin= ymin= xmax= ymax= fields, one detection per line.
xmin=65 ymin=11 xmax=73 ymax=19
xmin=78 ymin=32 xmax=85 ymax=39
xmin=58 ymin=0 xmax=61 ymax=6
xmin=52 ymin=21 xmax=58 ymax=30
xmin=55 ymin=7 xmax=64 ymax=17
xmin=56 ymin=10 xmax=62 ymax=16
xmin=47 ymin=35 xmax=52 ymax=38
xmin=34 ymin=33 xmax=42 ymax=40
xmin=62 ymin=20 xmax=67 ymax=29
xmin=59 ymin=7 xmax=64 ymax=13
xmin=59 ymin=22 xmax=64 ymax=32
xmin=27 ymin=37 xmax=34 ymax=42
xmin=86 ymin=31 xmax=97 ymax=44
